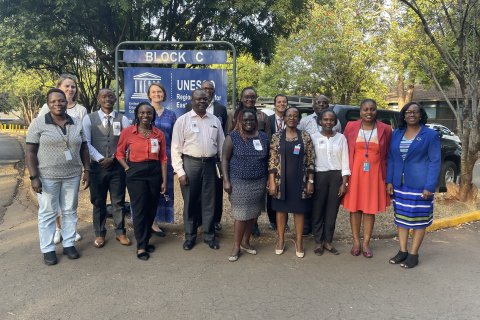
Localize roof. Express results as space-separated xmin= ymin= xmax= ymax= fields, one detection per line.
xmin=386 ymin=83 xmax=463 ymax=103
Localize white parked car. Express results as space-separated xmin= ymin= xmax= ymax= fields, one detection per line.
xmin=426 ymin=123 xmax=461 ymax=144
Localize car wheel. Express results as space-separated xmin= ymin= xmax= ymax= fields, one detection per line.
xmin=439 ymin=160 xmax=458 ymax=192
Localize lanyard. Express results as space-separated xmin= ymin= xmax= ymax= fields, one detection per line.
xmin=361 ymin=122 xmax=375 ymax=159
xmin=54 ymin=123 xmax=70 ymax=149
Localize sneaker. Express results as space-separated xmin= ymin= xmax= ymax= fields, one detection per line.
xmin=63 ymin=246 xmax=80 ymax=259
xmin=43 ymin=251 xmax=58 ymax=265
xmin=75 ymin=232 xmax=82 ymax=242
xmin=54 ymin=228 xmax=62 ymax=244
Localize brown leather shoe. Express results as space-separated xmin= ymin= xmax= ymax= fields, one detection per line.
xmin=116 ymin=235 xmax=131 ymax=246
xmin=94 ymin=237 xmax=105 ymax=248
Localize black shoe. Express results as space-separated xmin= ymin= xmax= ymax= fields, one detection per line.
xmin=214 ymin=222 xmax=222 ymax=231
xmin=151 ymin=227 xmax=166 ymax=237
xmin=302 ymin=229 xmax=312 ymax=236
xmin=252 ymin=223 xmax=261 ymax=237
xmin=204 ymin=239 xmax=220 ymax=250
xmin=62 ymin=246 xmax=80 ymax=259
xmin=43 ymin=251 xmax=57 ymax=265
xmin=183 ymin=240 xmax=195 ymax=250
xmin=269 ymin=222 xmax=277 ymax=230
xmin=146 ymin=244 xmax=156 ymax=253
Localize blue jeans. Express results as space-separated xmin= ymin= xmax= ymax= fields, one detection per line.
xmin=37 ymin=176 xmax=80 ymax=253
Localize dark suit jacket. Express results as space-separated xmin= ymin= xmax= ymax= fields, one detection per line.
xmin=267 ymin=114 xmax=280 ymax=139
xmin=185 ymin=101 xmax=228 ymax=134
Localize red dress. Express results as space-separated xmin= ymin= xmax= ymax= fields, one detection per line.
xmin=342 ymin=130 xmax=389 ymax=214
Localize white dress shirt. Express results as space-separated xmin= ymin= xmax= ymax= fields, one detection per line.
xmin=298 ymin=113 xmax=342 ymax=135
xmin=310 ymin=132 xmax=351 ymax=176
xmin=171 ymin=110 xmax=225 ymax=177
xmin=82 ymin=110 xmax=130 ymax=161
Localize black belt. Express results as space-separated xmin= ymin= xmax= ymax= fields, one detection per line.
xmin=183 ymin=154 xmax=216 ymax=162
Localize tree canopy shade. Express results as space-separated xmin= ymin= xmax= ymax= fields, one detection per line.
xmin=400 ymin=0 xmax=480 ymax=201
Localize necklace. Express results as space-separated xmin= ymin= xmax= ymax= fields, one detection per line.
xmin=139 ymin=127 xmax=151 ymax=138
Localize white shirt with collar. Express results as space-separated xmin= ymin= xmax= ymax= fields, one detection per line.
xmin=171 ymin=110 xmax=225 ymax=177
xmin=298 ymin=112 xmax=342 ymax=135
xmin=82 ymin=109 xmax=130 ymax=162
xmin=274 ymin=114 xmax=285 ymax=132
xmin=311 ymin=132 xmax=351 ymax=175
xmin=206 ymin=100 xmax=214 ymax=115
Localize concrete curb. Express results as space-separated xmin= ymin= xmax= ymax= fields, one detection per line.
xmin=427 ymin=211 xmax=480 ymax=232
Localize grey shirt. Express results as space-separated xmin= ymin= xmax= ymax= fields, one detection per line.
xmin=26 ymin=113 xmax=86 ymax=179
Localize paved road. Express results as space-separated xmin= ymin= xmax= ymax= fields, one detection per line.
xmin=0 ymin=134 xmax=24 ymax=163
xmin=1 ymin=180 xmax=479 ymax=320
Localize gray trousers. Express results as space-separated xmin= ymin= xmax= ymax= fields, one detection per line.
xmin=180 ymin=156 xmax=216 ymax=242
xmin=89 ymin=161 xmax=126 ymax=237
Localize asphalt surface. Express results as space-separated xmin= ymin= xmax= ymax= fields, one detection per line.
xmin=1 ymin=182 xmax=480 ymax=319
xmin=0 ymin=134 xmax=23 ymax=223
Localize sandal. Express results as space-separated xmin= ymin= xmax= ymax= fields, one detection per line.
xmin=389 ymin=251 xmax=408 ymax=264
xmin=136 ymin=251 xmax=150 ymax=261
xmin=94 ymin=237 xmax=105 ymax=248
xmin=401 ymin=253 xmax=419 ymax=269
xmin=324 ymin=245 xmax=339 ymax=255
xmin=146 ymin=244 xmax=156 ymax=253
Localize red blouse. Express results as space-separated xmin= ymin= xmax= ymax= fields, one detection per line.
xmin=116 ymin=125 xmax=168 ymax=163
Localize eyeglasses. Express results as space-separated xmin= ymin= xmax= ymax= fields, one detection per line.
xmin=405 ymin=111 xmax=420 ymax=115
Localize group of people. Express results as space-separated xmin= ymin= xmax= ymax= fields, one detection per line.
xmin=26 ymin=75 xmax=441 ymax=269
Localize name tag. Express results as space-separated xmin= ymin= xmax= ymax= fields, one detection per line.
xmin=253 ymin=139 xmax=263 ymax=151
xmin=191 ymin=121 xmax=199 ymax=133
xmin=293 ymin=144 xmax=301 ymax=155
xmin=363 ymin=161 xmax=370 ymax=172
xmin=64 ymin=149 xmax=73 ymax=161
xmin=112 ymin=122 xmax=121 ymax=136
xmin=150 ymin=139 xmax=159 ymax=153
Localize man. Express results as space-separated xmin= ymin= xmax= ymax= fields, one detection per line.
xmin=82 ymin=89 xmax=131 ymax=248
xmin=297 ymin=95 xmax=341 ymax=235
xmin=266 ymin=94 xmax=289 ymax=231
xmin=298 ymin=95 xmax=342 ymax=135
xmin=172 ymin=89 xmax=225 ymax=250
xmin=185 ymin=80 xmax=227 ymax=231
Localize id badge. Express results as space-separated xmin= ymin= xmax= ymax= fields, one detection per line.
xmin=64 ymin=149 xmax=73 ymax=161
xmin=293 ymin=144 xmax=301 ymax=155
xmin=150 ymin=139 xmax=159 ymax=153
xmin=191 ymin=121 xmax=200 ymax=133
xmin=253 ymin=139 xmax=263 ymax=151
xmin=363 ymin=161 xmax=370 ymax=172
xmin=112 ymin=122 xmax=121 ymax=136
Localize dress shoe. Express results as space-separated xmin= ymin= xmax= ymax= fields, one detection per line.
xmin=314 ymin=246 xmax=324 ymax=256
xmin=137 ymin=251 xmax=150 ymax=261
xmin=62 ymin=246 xmax=80 ymax=259
xmin=94 ymin=237 xmax=105 ymax=248
xmin=116 ymin=235 xmax=132 ymax=246
xmin=204 ymin=239 xmax=220 ymax=250
xmin=240 ymin=245 xmax=257 ymax=255
xmin=214 ymin=222 xmax=222 ymax=231
xmin=146 ymin=244 xmax=155 ymax=253
xmin=295 ymin=243 xmax=305 ymax=258
xmin=302 ymin=229 xmax=312 ymax=236
xmin=151 ymin=227 xmax=166 ymax=237
xmin=275 ymin=241 xmax=285 ymax=255
xmin=183 ymin=240 xmax=195 ymax=250
xmin=43 ymin=251 xmax=57 ymax=265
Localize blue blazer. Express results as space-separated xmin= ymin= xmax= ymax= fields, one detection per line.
xmin=386 ymin=126 xmax=441 ymax=192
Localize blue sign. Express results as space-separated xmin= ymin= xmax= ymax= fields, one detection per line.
xmin=123 ymin=50 xmax=227 ymax=64
xmin=123 ymin=68 xmax=228 ymax=120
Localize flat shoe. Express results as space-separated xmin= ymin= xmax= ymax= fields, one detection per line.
xmin=94 ymin=237 xmax=105 ymax=248
xmin=401 ymin=253 xmax=419 ymax=269
xmin=324 ymin=246 xmax=339 ymax=255
xmin=151 ymin=228 xmax=166 ymax=237
xmin=275 ymin=241 xmax=285 ymax=255
xmin=240 ymin=245 xmax=257 ymax=255
xmin=116 ymin=235 xmax=132 ymax=246
xmin=228 ymin=251 xmax=240 ymax=262
xmin=146 ymin=244 xmax=155 ymax=253
xmin=137 ymin=251 xmax=150 ymax=261
xmin=350 ymin=247 xmax=361 ymax=256
xmin=183 ymin=240 xmax=195 ymax=250
xmin=389 ymin=251 xmax=408 ymax=264
xmin=314 ymin=246 xmax=324 ymax=256
xmin=295 ymin=243 xmax=305 ymax=258
xmin=362 ymin=249 xmax=373 ymax=258
xmin=204 ymin=239 xmax=220 ymax=250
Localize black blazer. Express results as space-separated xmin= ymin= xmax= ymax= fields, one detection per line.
xmin=185 ymin=101 xmax=228 ymax=134
xmin=267 ymin=114 xmax=282 ymax=139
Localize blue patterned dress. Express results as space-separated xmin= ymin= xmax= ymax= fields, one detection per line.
xmin=153 ymin=108 xmax=177 ymax=223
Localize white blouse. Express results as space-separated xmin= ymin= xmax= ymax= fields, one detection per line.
xmin=311 ymin=132 xmax=350 ymax=176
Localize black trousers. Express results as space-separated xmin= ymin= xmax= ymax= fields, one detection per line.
xmin=312 ymin=170 xmax=342 ymax=244
xmin=180 ymin=156 xmax=216 ymax=242
xmin=89 ymin=161 xmax=126 ymax=237
xmin=213 ymin=168 xmax=223 ymax=224
xmin=126 ymin=161 xmax=162 ymax=250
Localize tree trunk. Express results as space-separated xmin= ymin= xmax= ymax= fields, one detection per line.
xmin=396 ymin=74 xmax=405 ymax=108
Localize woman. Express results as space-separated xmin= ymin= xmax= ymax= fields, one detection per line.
xmin=268 ymin=106 xmax=315 ymax=258
xmin=26 ymin=88 xmax=90 ymax=265
xmin=222 ymin=109 xmax=269 ymax=262
xmin=386 ymin=102 xmax=441 ymax=268
xmin=342 ymin=99 xmax=391 ymax=258
xmin=116 ymin=102 xmax=167 ymax=261
xmin=147 ymin=83 xmax=177 ymax=236
xmin=310 ymin=110 xmax=350 ymax=256
xmin=38 ymin=74 xmax=87 ymax=243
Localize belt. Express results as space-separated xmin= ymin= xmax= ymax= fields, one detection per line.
xmin=183 ymin=154 xmax=216 ymax=162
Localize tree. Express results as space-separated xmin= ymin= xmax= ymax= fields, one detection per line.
xmin=399 ymin=0 xmax=480 ymax=201
xmin=0 ymin=0 xmax=310 ymax=110
xmin=259 ymin=0 xmax=390 ymax=105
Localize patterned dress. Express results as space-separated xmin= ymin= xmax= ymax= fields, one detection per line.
xmin=228 ymin=131 xmax=269 ymax=221
xmin=153 ymin=108 xmax=177 ymax=223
